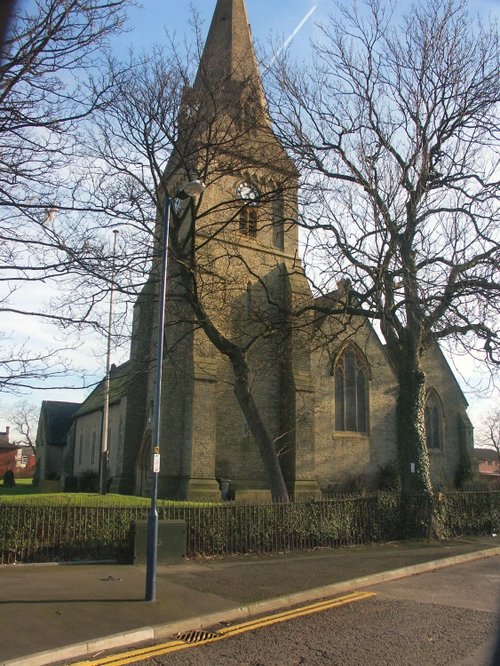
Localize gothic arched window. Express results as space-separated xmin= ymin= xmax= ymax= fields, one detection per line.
xmin=334 ymin=347 xmax=368 ymax=433
xmin=239 ymin=206 xmax=257 ymax=237
xmin=425 ymin=391 xmax=442 ymax=449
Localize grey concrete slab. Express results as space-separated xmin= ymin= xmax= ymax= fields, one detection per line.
xmin=155 ymin=536 xmax=500 ymax=603
xmin=0 ymin=565 xmax=236 ymax=661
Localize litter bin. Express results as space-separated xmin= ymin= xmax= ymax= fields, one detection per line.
xmin=220 ymin=479 xmax=231 ymax=500
xmin=133 ymin=519 xmax=187 ymax=565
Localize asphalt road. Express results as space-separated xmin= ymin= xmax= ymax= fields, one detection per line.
xmin=125 ymin=556 xmax=500 ymax=666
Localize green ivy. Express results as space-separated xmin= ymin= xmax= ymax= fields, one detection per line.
xmin=1 ymin=491 xmax=498 ymax=563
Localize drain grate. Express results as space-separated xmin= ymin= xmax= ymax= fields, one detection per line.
xmin=177 ymin=629 xmax=219 ymax=644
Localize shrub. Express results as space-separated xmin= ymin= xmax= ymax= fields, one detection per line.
xmin=374 ymin=463 xmax=401 ymax=492
xmin=63 ymin=476 xmax=78 ymax=492
xmin=78 ymin=470 xmax=99 ymax=492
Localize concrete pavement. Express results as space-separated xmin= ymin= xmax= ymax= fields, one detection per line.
xmin=1 ymin=536 xmax=499 ymax=666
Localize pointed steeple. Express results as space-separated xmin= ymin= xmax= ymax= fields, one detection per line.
xmin=196 ymin=0 xmax=257 ymax=83
xmin=193 ymin=0 xmax=267 ymax=115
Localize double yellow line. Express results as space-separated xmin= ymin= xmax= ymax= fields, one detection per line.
xmin=75 ymin=590 xmax=376 ymax=666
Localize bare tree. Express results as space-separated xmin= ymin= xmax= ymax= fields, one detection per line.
xmin=0 ymin=0 xmax=16 ymax=51
xmin=1 ymin=0 xmax=130 ymax=206
xmin=0 ymin=333 xmax=73 ymax=394
xmin=0 ymin=0 xmax=133 ymax=392
xmin=477 ymin=407 xmax=500 ymax=467
xmin=8 ymin=400 xmax=38 ymax=456
xmin=271 ymin=0 xmax=499 ymax=516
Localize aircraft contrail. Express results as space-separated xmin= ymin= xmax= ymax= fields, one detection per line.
xmin=268 ymin=5 xmax=317 ymax=66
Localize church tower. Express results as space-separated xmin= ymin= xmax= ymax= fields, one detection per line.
xmin=121 ymin=0 xmax=320 ymax=501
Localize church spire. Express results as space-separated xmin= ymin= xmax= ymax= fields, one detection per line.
xmin=196 ymin=0 xmax=257 ymax=84
xmin=193 ymin=0 xmax=268 ymax=114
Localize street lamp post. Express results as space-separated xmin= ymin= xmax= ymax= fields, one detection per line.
xmin=145 ymin=179 xmax=205 ymax=602
xmin=99 ymin=229 xmax=119 ymax=495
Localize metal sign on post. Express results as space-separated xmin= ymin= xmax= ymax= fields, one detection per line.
xmin=153 ymin=453 xmax=161 ymax=474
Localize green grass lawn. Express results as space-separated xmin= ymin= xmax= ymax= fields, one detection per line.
xmin=0 ymin=478 xmax=39 ymax=496
xmin=0 ymin=492 xmax=145 ymax=506
xmin=0 ymin=476 xmax=220 ymax=506
xmin=0 ymin=489 xmax=218 ymax=507
xmin=13 ymin=477 xmax=34 ymax=486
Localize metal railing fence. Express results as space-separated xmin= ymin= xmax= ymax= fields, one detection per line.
xmin=0 ymin=491 xmax=497 ymax=564
xmin=442 ymin=490 xmax=500 ymax=536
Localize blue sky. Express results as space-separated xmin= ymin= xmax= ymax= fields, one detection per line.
xmin=121 ymin=0 xmax=322 ymax=55
xmin=14 ymin=0 xmax=500 ymax=59
xmin=118 ymin=0 xmax=499 ymax=58
xmin=2 ymin=0 xmax=499 ymax=435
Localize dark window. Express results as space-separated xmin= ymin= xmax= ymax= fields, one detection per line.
xmin=272 ymin=195 xmax=285 ymax=250
xmin=425 ymin=394 xmax=441 ymax=449
xmin=335 ymin=366 xmax=345 ymax=431
xmin=334 ymin=348 xmax=368 ymax=433
xmin=239 ymin=207 xmax=257 ymax=237
xmin=245 ymin=281 xmax=252 ymax=315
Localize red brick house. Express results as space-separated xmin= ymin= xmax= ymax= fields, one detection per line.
xmin=14 ymin=445 xmax=36 ymax=478
xmin=0 ymin=426 xmax=37 ymax=479
xmin=475 ymin=448 xmax=500 ymax=485
xmin=0 ymin=426 xmax=17 ymax=478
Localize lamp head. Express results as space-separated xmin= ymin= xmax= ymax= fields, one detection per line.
xmin=180 ymin=180 xmax=205 ymax=199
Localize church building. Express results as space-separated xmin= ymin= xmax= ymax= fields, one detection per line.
xmin=56 ymin=0 xmax=474 ymax=500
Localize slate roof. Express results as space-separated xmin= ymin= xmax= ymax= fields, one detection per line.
xmin=475 ymin=448 xmax=499 ymax=462
xmin=39 ymin=401 xmax=81 ymax=447
xmin=76 ymin=362 xmax=130 ymax=417
xmin=0 ymin=443 xmax=16 ymax=451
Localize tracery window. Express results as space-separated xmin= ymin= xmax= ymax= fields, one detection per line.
xmin=425 ymin=392 xmax=442 ymax=449
xmin=239 ymin=207 xmax=257 ymax=237
xmin=334 ymin=347 xmax=368 ymax=433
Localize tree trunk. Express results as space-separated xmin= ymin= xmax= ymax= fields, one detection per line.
xmin=396 ymin=360 xmax=432 ymax=496
xmin=232 ymin=355 xmax=290 ymax=503
xmin=396 ymin=357 xmax=442 ymax=539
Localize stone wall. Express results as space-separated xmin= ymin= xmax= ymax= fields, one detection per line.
xmin=421 ymin=344 xmax=474 ymax=487
xmin=312 ymin=315 xmax=399 ymax=491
